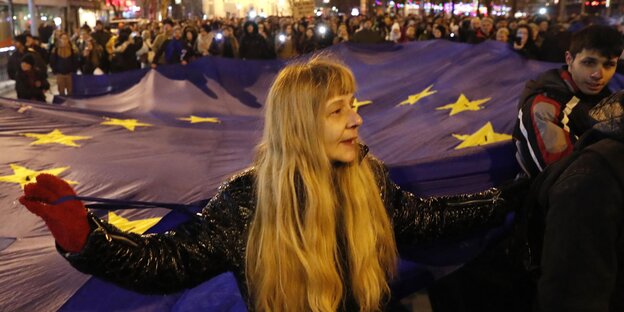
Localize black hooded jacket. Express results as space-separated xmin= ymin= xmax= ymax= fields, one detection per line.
xmin=535 ymin=91 xmax=624 ymax=311
xmin=239 ymin=22 xmax=271 ymax=60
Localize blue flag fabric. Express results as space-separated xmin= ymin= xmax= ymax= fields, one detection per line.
xmin=2 ymin=40 xmax=622 ymax=311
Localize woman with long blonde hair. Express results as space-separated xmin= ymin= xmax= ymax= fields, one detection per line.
xmin=20 ymin=56 xmax=509 ymax=311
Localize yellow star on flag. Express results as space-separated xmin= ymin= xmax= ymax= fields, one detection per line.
xmin=0 ymin=164 xmax=74 ymax=188
xmin=352 ymin=98 xmax=372 ymax=113
xmin=21 ymin=129 xmax=91 ymax=147
xmin=436 ymin=94 xmax=491 ymax=116
xmin=101 ymin=118 xmax=152 ymax=131
xmin=397 ymin=85 xmax=437 ymax=106
xmin=178 ymin=115 xmax=221 ymax=124
xmin=452 ymin=122 xmax=512 ymax=150
xmin=107 ymin=211 xmax=162 ymax=234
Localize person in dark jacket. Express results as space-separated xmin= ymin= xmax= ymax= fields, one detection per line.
xmin=511 ymin=24 xmax=540 ymax=59
xmin=238 ymin=21 xmax=271 ymax=60
xmin=49 ymin=33 xmax=79 ymax=96
xmin=298 ymin=26 xmax=319 ymax=54
xmin=91 ymin=21 xmax=112 ymax=73
xmin=208 ymin=26 xmax=239 ymax=58
xmin=536 ymin=91 xmax=624 ymax=312
xmin=152 ymin=26 xmax=189 ymax=66
xmin=513 ymin=25 xmax=624 ymax=177
xmin=7 ymin=34 xmax=29 ymax=81
xmin=15 ymin=54 xmax=49 ymax=102
xmin=19 ymin=57 xmax=513 ymax=312
xmin=351 ymin=19 xmax=383 ymax=44
xmin=8 ymin=34 xmax=47 ymax=81
xmin=111 ymin=27 xmax=141 ymax=72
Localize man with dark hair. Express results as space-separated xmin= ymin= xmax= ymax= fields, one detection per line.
xmin=514 ymin=25 xmax=624 ymax=177
xmin=151 ymin=19 xmax=175 ymax=65
xmin=7 ymin=35 xmax=28 ymax=80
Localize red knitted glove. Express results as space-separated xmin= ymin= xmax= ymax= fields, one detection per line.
xmin=19 ymin=174 xmax=89 ymax=253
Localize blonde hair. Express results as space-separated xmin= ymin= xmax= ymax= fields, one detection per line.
xmin=246 ymin=56 xmax=398 ymax=311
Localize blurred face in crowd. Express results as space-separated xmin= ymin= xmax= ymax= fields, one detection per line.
xmin=95 ymin=23 xmax=103 ymax=31
xmin=285 ymin=24 xmax=293 ymax=35
xmin=80 ymin=29 xmax=90 ymax=40
xmin=470 ymin=18 xmax=481 ymax=30
xmin=20 ymin=61 xmax=32 ymax=72
xmin=566 ymin=49 xmax=618 ymax=95
xmin=186 ymin=31 xmax=193 ymax=41
xmin=496 ymin=28 xmax=509 ymax=42
xmin=164 ymin=23 xmax=173 ymax=34
xmin=59 ymin=34 xmax=70 ymax=47
xmin=529 ymin=24 xmax=539 ymax=40
xmin=516 ymin=27 xmax=529 ymax=45
xmin=223 ymin=27 xmax=231 ymax=37
xmin=539 ymin=21 xmax=549 ymax=32
xmin=246 ymin=24 xmax=254 ymax=33
xmin=384 ymin=16 xmax=392 ymax=27
xmin=26 ymin=35 xmax=34 ymax=47
xmin=13 ymin=40 xmax=24 ymax=51
xmin=306 ymin=28 xmax=314 ymax=38
xmin=405 ymin=26 xmax=416 ymax=39
xmin=481 ymin=19 xmax=493 ymax=35
xmin=508 ymin=21 xmax=518 ymax=31
xmin=433 ymin=27 xmax=442 ymax=39
xmin=173 ymin=28 xmax=182 ymax=39
xmin=338 ymin=24 xmax=347 ymax=37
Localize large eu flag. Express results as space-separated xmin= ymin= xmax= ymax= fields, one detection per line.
xmin=1 ymin=40 xmax=620 ymax=311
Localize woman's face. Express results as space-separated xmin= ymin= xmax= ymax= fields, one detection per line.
xmin=433 ymin=28 xmax=442 ymax=38
xmin=496 ymin=30 xmax=508 ymax=42
xmin=186 ymin=31 xmax=193 ymax=41
xmin=60 ymin=34 xmax=69 ymax=46
xmin=404 ymin=28 xmax=414 ymax=40
xmin=323 ymin=93 xmax=362 ymax=164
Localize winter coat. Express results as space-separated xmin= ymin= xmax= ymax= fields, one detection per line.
xmin=61 ymin=152 xmax=507 ymax=310
xmin=535 ymin=92 xmax=624 ymax=311
xmin=513 ymin=67 xmax=611 ymax=177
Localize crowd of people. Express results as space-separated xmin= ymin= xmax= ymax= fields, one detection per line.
xmin=12 ymin=7 xmax=624 ymax=311
xmin=7 ymin=10 xmax=624 ymax=102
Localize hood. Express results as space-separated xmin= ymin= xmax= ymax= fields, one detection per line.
xmin=243 ymin=21 xmax=258 ymax=35
xmin=588 ymin=90 xmax=624 ymax=139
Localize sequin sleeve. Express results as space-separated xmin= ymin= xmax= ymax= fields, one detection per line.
xmin=369 ymin=158 xmax=507 ymax=245
xmin=61 ymin=170 xmax=256 ymax=295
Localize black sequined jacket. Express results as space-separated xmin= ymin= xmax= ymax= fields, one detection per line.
xmin=61 ymin=155 xmax=506 ymax=309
